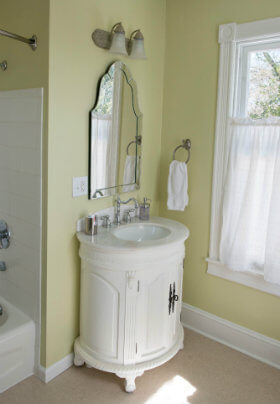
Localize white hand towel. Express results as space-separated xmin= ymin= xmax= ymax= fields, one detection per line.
xmin=123 ymin=155 xmax=139 ymax=192
xmin=167 ymin=160 xmax=188 ymax=211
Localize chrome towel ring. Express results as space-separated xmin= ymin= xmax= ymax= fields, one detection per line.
xmin=172 ymin=139 xmax=191 ymax=164
xmin=126 ymin=135 xmax=142 ymax=155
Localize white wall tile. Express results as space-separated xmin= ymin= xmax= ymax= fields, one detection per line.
xmin=0 ymin=123 xmax=41 ymax=150
xmin=0 ymin=145 xmax=11 ymax=170
xmin=10 ymin=195 xmax=40 ymax=226
xmin=0 ymin=91 xmax=42 ymax=124
xmin=0 ymin=88 xmax=42 ymax=324
xmin=9 ymin=171 xmax=41 ymax=200
xmin=0 ymin=168 xmax=10 ymax=192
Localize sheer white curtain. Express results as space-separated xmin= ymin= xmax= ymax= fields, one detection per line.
xmin=91 ymin=114 xmax=113 ymax=191
xmin=220 ymin=118 xmax=280 ymax=285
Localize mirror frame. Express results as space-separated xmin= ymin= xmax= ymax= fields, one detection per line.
xmin=88 ymin=61 xmax=143 ymax=199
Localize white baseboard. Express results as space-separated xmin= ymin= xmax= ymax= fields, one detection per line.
xmin=36 ymin=353 xmax=74 ymax=383
xmin=35 ymin=305 xmax=280 ymax=384
xmin=181 ymin=302 xmax=280 ymax=370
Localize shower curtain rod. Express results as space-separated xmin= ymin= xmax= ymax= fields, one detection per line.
xmin=0 ymin=28 xmax=37 ymax=50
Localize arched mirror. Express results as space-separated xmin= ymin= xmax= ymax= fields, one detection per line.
xmin=89 ymin=61 xmax=142 ymax=199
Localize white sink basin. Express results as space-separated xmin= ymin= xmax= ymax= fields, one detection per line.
xmin=77 ymin=216 xmax=189 ymax=251
xmin=113 ymin=224 xmax=171 ymax=242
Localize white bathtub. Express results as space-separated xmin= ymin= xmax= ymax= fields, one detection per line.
xmin=0 ymin=297 xmax=35 ymax=393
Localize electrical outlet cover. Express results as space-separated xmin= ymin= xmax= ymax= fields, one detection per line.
xmin=73 ymin=176 xmax=88 ymax=197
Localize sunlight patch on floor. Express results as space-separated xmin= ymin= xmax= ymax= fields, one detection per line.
xmin=144 ymin=375 xmax=196 ymax=404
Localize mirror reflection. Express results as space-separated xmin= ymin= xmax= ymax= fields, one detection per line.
xmin=89 ymin=61 xmax=142 ymax=199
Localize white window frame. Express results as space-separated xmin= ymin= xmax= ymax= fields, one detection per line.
xmin=236 ymin=40 xmax=280 ymax=118
xmin=207 ymin=17 xmax=280 ymax=297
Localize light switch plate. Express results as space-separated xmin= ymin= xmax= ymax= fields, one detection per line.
xmin=72 ymin=176 xmax=88 ymax=197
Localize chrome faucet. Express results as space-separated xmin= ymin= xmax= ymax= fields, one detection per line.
xmin=115 ymin=196 xmax=139 ymax=225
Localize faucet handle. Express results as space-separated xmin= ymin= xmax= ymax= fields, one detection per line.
xmin=101 ymin=215 xmax=112 ymax=228
xmin=128 ymin=208 xmax=135 ymax=217
xmin=123 ymin=209 xmax=135 ymax=224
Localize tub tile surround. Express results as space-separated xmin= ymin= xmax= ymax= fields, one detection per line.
xmin=0 ymin=89 xmax=43 ymax=375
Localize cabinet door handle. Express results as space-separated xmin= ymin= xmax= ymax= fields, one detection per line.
xmin=168 ymin=282 xmax=179 ymax=315
xmin=172 ymin=282 xmax=179 ymax=313
xmin=172 ymin=282 xmax=175 ymax=313
xmin=168 ymin=284 xmax=172 ymax=315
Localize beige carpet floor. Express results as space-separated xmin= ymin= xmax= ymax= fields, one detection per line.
xmin=1 ymin=329 xmax=279 ymax=404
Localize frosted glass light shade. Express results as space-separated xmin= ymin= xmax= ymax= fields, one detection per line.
xmin=109 ymin=32 xmax=128 ymax=56
xmin=129 ymin=30 xmax=146 ymax=59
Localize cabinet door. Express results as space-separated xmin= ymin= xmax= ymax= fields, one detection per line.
xmin=135 ymin=267 xmax=171 ymax=362
xmin=168 ymin=262 xmax=183 ymax=346
xmin=134 ymin=261 xmax=183 ymax=363
xmin=80 ymin=262 xmax=126 ymax=364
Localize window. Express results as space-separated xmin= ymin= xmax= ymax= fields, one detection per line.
xmin=207 ymin=18 xmax=280 ymax=296
xmin=236 ymin=42 xmax=280 ymax=119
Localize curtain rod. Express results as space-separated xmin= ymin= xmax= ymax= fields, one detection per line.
xmin=0 ymin=28 xmax=37 ymax=50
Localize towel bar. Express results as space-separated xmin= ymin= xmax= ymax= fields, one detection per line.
xmin=0 ymin=61 xmax=7 ymax=71
xmin=172 ymin=139 xmax=191 ymax=164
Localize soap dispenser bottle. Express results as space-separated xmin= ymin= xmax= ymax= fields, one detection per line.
xmin=139 ymin=197 xmax=151 ymax=220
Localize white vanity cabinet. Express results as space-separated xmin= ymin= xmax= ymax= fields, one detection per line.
xmin=74 ymin=217 xmax=189 ymax=393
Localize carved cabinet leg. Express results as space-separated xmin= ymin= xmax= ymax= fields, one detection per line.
xmin=116 ymin=371 xmax=144 ymax=393
xmin=74 ymin=352 xmax=85 ymax=367
xmin=124 ymin=376 xmax=136 ymax=393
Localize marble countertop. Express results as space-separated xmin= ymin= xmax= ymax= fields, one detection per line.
xmin=77 ymin=216 xmax=189 ymax=252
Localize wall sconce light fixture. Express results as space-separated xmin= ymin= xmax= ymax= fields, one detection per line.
xmin=129 ymin=30 xmax=146 ymax=59
xmin=92 ymin=23 xmax=146 ymax=59
xmin=108 ymin=23 xmax=128 ymax=56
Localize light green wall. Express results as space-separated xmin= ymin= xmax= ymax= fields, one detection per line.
xmin=0 ymin=0 xmax=49 ymax=365
xmin=45 ymin=0 xmax=166 ymax=367
xmin=160 ymin=0 xmax=280 ymax=341
xmin=0 ymin=0 xmax=49 ymax=92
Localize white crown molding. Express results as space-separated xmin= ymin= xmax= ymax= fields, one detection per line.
xmin=219 ymin=23 xmax=237 ymax=43
xmin=237 ymin=17 xmax=280 ymax=42
xmin=36 ymin=353 xmax=74 ymax=383
xmin=181 ymin=303 xmax=280 ymax=370
xmin=219 ymin=18 xmax=280 ymax=44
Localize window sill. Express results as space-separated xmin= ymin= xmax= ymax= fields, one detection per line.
xmin=206 ymin=258 xmax=280 ymax=297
